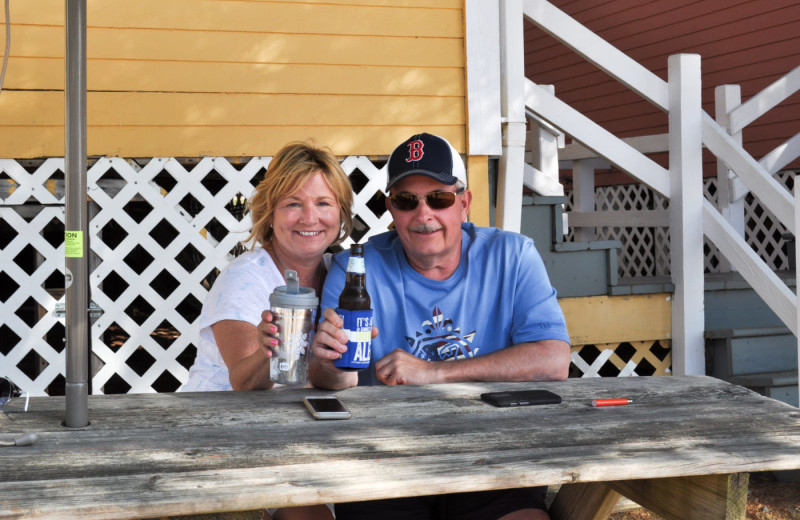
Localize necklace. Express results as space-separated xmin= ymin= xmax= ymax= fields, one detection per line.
xmin=266 ymin=243 xmax=325 ymax=293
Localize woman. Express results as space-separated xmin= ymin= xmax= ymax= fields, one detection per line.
xmin=182 ymin=141 xmax=353 ymax=520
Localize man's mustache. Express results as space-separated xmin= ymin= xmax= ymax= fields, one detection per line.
xmin=408 ymin=224 xmax=443 ymax=233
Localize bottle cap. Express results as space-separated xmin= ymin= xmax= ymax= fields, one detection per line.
xmin=269 ymin=270 xmax=319 ymax=309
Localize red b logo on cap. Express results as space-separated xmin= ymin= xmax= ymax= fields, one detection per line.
xmin=406 ymin=140 xmax=424 ymax=162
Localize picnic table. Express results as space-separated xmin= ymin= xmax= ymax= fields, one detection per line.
xmin=1 ymin=375 xmax=799 ymax=520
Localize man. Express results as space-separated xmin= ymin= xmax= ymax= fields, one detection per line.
xmin=303 ymin=133 xmax=570 ymax=519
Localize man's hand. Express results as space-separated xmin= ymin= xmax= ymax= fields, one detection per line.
xmin=308 ymin=308 xmax=377 ymax=390
xmin=374 ymin=340 xmax=570 ymax=386
xmin=310 ymin=307 xmax=350 ymax=362
xmin=375 ymin=349 xmax=441 ymax=386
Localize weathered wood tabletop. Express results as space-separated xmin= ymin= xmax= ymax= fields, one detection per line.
xmin=1 ymin=375 xmax=799 ymax=520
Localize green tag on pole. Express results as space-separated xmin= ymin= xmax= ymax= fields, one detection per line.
xmin=65 ymin=230 xmax=84 ymax=258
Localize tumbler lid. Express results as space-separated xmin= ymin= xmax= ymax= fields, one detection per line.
xmin=269 ymin=270 xmax=319 ymax=308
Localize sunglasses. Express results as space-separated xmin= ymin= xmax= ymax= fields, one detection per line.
xmin=0 ymin=377 xmax=28 ymax=412
xmin=389 ymin=189 xmax=464 ymax=211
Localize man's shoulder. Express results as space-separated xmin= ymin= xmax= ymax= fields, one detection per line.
xmin=464 ymin=223 xmax=532 ymax=250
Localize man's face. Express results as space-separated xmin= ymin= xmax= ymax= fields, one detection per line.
xmin=386 ymin=175 xmax=471 ymax=273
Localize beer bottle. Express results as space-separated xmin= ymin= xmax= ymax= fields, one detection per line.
xmin=334 ymin=244 xmax=373 ymax=371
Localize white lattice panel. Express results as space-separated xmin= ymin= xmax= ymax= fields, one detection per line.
xmin=1 ymin=156 xmax=392 ymax=396
xmin=570 ymin=341 xmax=672 ymax=378
xmin=339 ymin=156 xmax=393 ymax=247
xmin=0 ymin=206 xmax=66 ymax=396
xmin=566 ymin=174 xmax=794 ymax=278
xmin=87 ymin=157 xmax=264 ymax=394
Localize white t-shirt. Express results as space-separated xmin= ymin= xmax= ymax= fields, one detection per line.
xmin=321 ymin=223 xmax=570 ymax=386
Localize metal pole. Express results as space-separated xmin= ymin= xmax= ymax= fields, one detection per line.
xmin=64 ymin=0 xmax=89 ymax=428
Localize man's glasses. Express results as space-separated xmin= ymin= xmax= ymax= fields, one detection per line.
xmin=389 ymin=189 xmax=464 ymax=211
xmin=0 ymin=377 xmax=28 ymax=412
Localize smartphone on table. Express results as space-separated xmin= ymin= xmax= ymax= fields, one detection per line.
xmin=303 ymin=395 xmax=352 ymax=420
xmin=480 ymin=389 xmax=562 ymax=407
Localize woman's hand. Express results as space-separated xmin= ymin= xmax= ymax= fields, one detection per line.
xmin=257 ymin=309 xmax=279 ymax=358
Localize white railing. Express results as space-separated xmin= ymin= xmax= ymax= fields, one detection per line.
xmin=519 ymin=0 xmax=800 ymax=401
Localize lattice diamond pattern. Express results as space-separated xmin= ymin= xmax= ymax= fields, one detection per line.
xmin=570 ymin=341 xmax=672 ymax=378
xmin=0 ymin=159 xmax=66 ymax=395
xmin=87 ymin=157 xmax=266 ymax=394
xmin=1 ymin=156 xmax=395 ymax=396
xmin=566 ymin=175 xmax=792 ymax=278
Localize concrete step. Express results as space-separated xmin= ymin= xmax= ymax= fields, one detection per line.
xmin=706 ymin=327 xmax=798 ymax=378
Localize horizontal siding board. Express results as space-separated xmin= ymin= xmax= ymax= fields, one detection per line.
xmin=3 ymin=58 xmax=464 ymax=96
xmin=0 ymin=125 xmax=465 ymax=158
xmin=0 ymin=0 xmax=468 ymax=158
xmin=7 ymin=0 xmax=463 ymax=37
xmin=2 ymin=26 xmax=464 ymax=68
xmin=0 ymin=91 xmax=464 ymax=127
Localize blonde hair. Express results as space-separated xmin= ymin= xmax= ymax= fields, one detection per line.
xmin=246 ymin=141 xmax=354 ymax=249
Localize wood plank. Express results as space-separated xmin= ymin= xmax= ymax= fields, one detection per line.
xmin=728 ymin=65 xmax=800 ymax=134
xmin=465 ymin=0 xmax=502 ymax=156
xmin=0 ymin=125 xmax=465 ymax=158
xmin=523 ymin=0 xmax=669 ymax=111
xmin=568 ymin=209 xmax=669 ymax=228
xmin=2 ymin=25 xmax=464 ymax=68
xmin=524 ymin=80 xmax=670 ymax=197
xmin=3 ymin=58 xmax=465 ymax=96
xmin=1 ymin=376 xmax=799 ymax=519
xmin=8 ymin=0 xmax=464 ymax=37
xmin=558 ymin=294 xmax=671 ymax=345
xmin=0 ymin=92 xmax=464 ymax=126
xmin=702 ymin=113 xmax=794 ymax=229
xmin=610 ymin=474 xmax=749 ymax=520
xmin=703 ymin=199 xmax=797 ymax=336
xmin=549 ymin=482 xmax=621 ymax=520
xmin=466 ymin=155 xmax=491 ymax=226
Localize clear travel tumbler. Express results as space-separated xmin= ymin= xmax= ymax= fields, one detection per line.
xmin=268 ymin=270 xmax=318 ymax=384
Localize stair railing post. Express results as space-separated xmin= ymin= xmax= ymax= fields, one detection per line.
xmin=669 ymin=54 xmax=706 ymax=376
xmin=795 ymin=183 xmax=800 ymax=408
xmin=572 ymin=160 xmax=596 ymax=242
xmin=715 ymin=84 xmax=746 ymax=273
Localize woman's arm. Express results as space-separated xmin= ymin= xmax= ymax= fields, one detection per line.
xmin=213 ymin=319 xmax=275 ymax=391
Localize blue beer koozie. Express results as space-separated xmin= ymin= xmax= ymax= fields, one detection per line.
xmin=334 ymin=308 xmax=372 ymax=370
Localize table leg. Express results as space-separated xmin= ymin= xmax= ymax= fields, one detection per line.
xmin=549 ymin=482 xmax=622 ymax=520
xmin=608 ymin=473 xmax=749 ymax=520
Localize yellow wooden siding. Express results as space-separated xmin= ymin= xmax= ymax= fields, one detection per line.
xmin=559 ymin=294 xmax=672 ymax=346
xmin=0 ymin=0 xmax=466 ymax=158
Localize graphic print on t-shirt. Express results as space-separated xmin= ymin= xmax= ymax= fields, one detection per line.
xmin=405 ymin=306 xmax=477 ymax=361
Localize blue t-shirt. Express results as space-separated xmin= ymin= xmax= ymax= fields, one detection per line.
xmin=321 ymin=223 xmax=570 ymax=386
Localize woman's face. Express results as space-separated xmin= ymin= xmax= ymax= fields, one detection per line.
xmin=270 ymin=171 xmax=341 ymax=264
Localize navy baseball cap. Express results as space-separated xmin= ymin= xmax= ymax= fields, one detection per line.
xmin=385 ymin=133 xmax=467 ymax=191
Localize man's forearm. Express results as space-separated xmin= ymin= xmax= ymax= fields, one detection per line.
xmin=434 ymin=340 xmax=570 ymax=383
xmin=308 ymin=358 xmax=359 ymax=390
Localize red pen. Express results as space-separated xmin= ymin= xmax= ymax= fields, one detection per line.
xmin=591 ymin=398 xmax=632 ymax=407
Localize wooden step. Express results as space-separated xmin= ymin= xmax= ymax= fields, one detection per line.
xmin=706 ymin=327 xmax=797 ymax=378
xmin=729 ymin=371 xmax=798 ymax=407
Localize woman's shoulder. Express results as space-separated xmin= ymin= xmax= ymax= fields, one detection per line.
xmin=224 ymin=247 xmax=273 ymax=272
xmin=215 ymin=248 xmax=279 ymax=287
